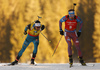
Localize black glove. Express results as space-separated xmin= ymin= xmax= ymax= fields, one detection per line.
xmin=60 ymin=30 xmax=64 ymax=35
xmin=77 ymin=32 xmax=81 ymax=37
xmin=41 ymin=25 xmax=45 ymax=30
xmin=24 ymin=31 xmax=27 ymax=35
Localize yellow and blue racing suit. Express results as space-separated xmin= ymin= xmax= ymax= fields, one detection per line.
xmin=18 ymin=23 xmax=45 ymax=58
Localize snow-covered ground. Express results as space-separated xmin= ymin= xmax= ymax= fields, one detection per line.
xmin=0 ymin=63 xmax=100 ymax=70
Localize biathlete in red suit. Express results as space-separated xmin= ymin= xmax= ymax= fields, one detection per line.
xmin=59 ymin=9 xmax=86 ymax=66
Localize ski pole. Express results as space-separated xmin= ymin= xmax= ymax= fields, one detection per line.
xmin=52 ymin=36 xmax=63 ymax=56
xmin=40 ymin=32 xmax=51 ymax=43
xmin=21 ymin=35 xmax=26 ymax=39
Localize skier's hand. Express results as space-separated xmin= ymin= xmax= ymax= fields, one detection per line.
xmin=41 ymin=25 xmax=45 ymax=30
xmin=24 ymin=31 xmax=27 ymax=35
xmin=77 ymin=32 xmax=81 ymax=37
xmin=60 ymin=30 xmax=64 ymax=35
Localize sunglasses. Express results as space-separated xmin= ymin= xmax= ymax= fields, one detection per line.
xmin=36 ymin=27 xmax=40 ymax=28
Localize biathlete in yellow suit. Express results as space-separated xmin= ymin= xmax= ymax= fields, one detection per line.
xmin=10 ymin=20 xmax=45 ymax=65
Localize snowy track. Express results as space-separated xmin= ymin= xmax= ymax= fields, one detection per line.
xmin=0 ymin=63 xmax=100 ymax=70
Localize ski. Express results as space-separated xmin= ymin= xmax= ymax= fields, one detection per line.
xmin=88 ymin=64 xmax=95 ymax=67
xmin=69 ymin=63 xmax=95 ymax=68
xmin=1 ymin=61 xmax=37 ymax=66
xmin=2 ymin=63 xmax=19 ymax=66
xmin=78 ymin=64 xmax=95 ymax=67
xmin=2 ymin=64 xmax=15 ymax=66
xmin=2 ymin=63 xmax=37 ymax=66
xmin=76 ymin=63 xmax=95 ymax=67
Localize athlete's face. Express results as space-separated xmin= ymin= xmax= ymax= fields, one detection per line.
xmin=35 ymin=26 xmax=41 ymax=31
xmin=69 ymin=11 xmax=75 ymax=19
xmin=34 ymin=23 xmax=41 ymax=31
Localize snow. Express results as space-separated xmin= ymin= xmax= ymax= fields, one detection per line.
xmin=0 ymin=63 xmax=100 ymax=70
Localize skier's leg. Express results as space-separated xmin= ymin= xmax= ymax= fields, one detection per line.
xmin=72 ymin=32 xmax=82 ymax=57
xmin=64 ymin=32 xmax=73 ymax=64
xmin=64 ymin=32 xmax=72 ymax=56
xmin=31 ymin=53 xmax=36 ymax=64
xmin=18 ymin=39 xmax=30 ymax=57
xmin=11 ymin=36 xmax=31 ymax=65
xmin=31 ymin=36 xmax=39 ymax=64
xmin=72 ymin=32 xmax=86 ymax=65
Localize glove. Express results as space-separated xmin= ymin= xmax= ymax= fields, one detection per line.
xmin=41 ymin=25 xmax=45 ymax=30
xmin=24 ymin=31 xmax=27 ymax=35
xmin=77 ymin=32 xmax=81 ymax=37
xmin=60 ymin=30 xmax=64 ymax=35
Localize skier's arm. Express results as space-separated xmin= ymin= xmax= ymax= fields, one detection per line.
xmin=59 ymin=16 xmax=66 ymax=31
xmin=76 ymin=16 xmax=83 ymax=32
xmin=24 ymin=24 xmax=31 ymax=31
xmin=24 ymin=24 xmax=31 ymax=35
xmin=41 ymin=25 xmax=45 ymax=31
xmin=76 ymin=16 xmax=83 ymax=37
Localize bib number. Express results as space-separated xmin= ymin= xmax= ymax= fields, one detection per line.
xmin=69 ymin=26 xmax=72 ymax=29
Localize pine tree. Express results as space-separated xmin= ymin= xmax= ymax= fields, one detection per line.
xmin=93 ymin=0 xmax=100 ymax=62
xmin=76 ymin=0 xmax=96 ymax=62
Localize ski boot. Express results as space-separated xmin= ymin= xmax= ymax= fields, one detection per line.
xmin=10 ymin=60 xmax=18 ymax=65
xmin=10 ymin=56 xmax=20 ymax=65
xmin=31 ymin=58 xmax=35 ymax=65
xmin=31 ymin=53 xmax=36 ymax=65
xmin=69 ymin=55 xmax=73 ymax=67
xmin=79 ymin=57 xmax=86 ymax=66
